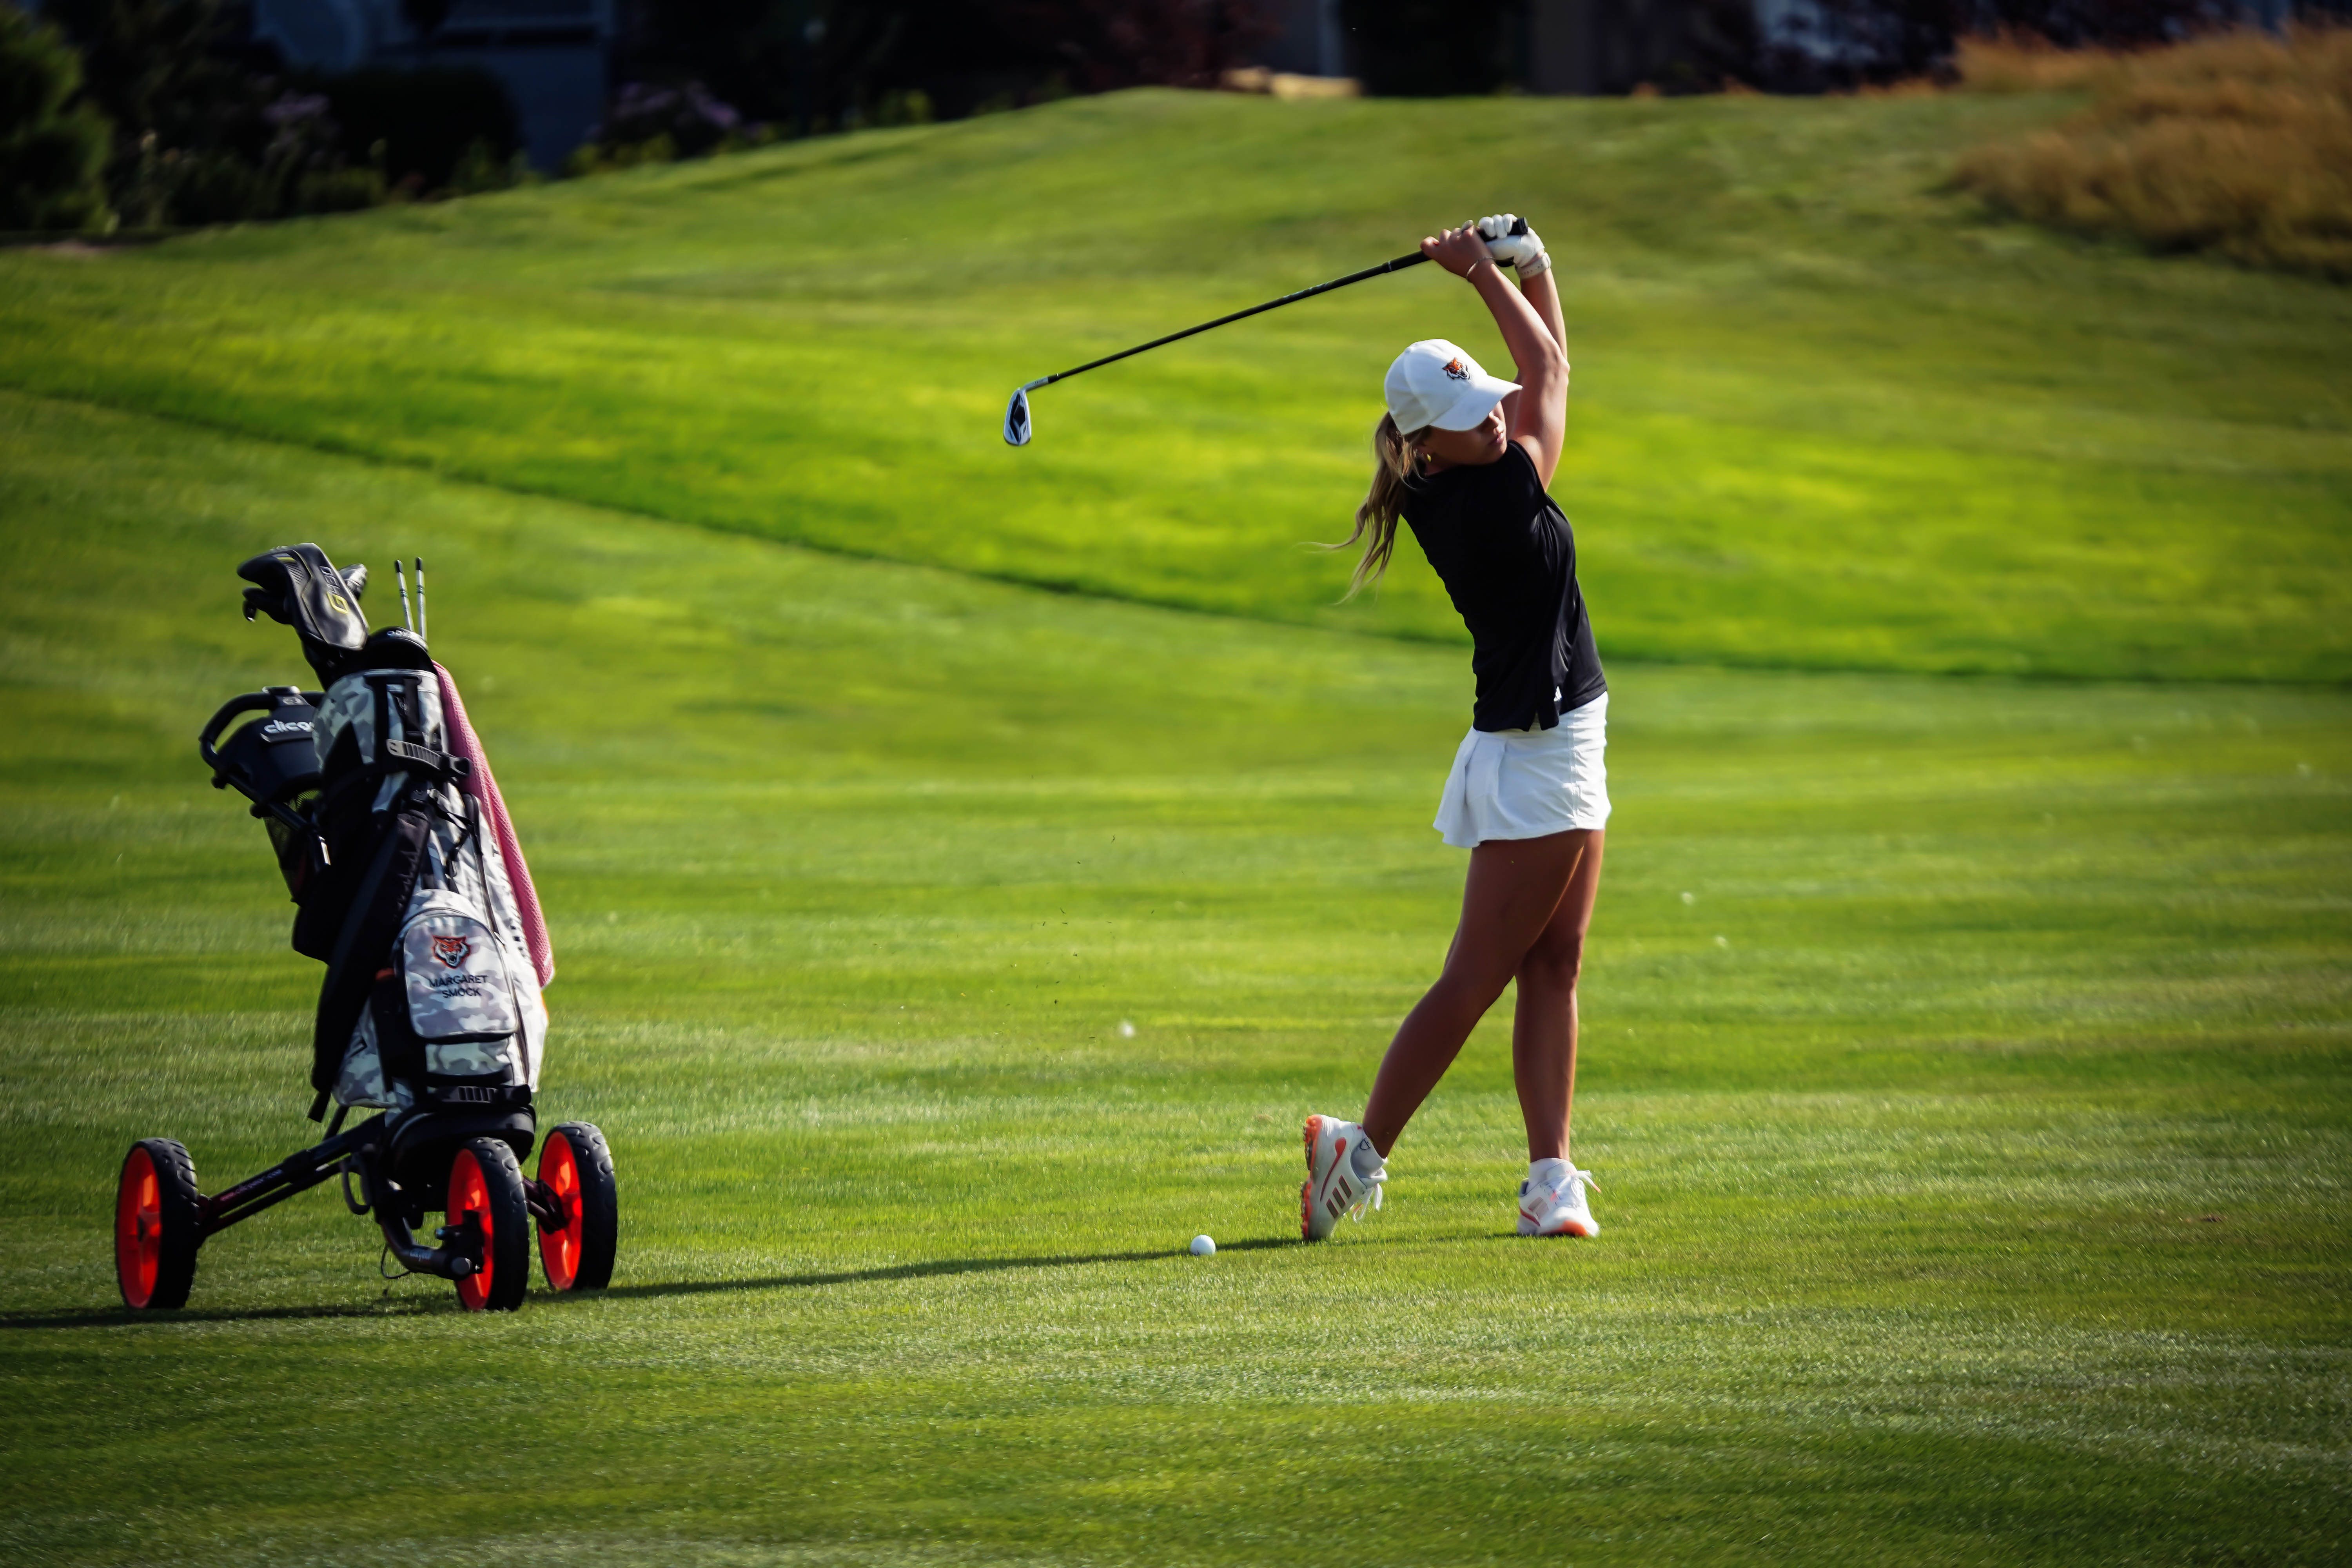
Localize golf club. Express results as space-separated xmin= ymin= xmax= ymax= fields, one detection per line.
xmin=1002 ymin=220 xmax=1526 ymax=447
xmin=414 ymin=557 xmax=426 ymax=641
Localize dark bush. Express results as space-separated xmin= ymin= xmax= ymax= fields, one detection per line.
xmin=1752 ymin=0 xmax=1952 ymax=87
xmin=47 ymin=0 xmax=405 ymax=223
xmin=107 ymin=90 xmax=362 ymax=224
xmin=322 ymin=67 xmax=518 ymax=191
xmin=623 ymin=0 xmax=1274 ymax=130
xmin=164 ymin=145 xmax=272 ymax=223
xmin=1975 ymin=0 xmax=2230 ymax=49
xmin=1528 ymin=0 xmax=1760 ymax=95
xmin=295 ymin=163 xmax=387 ymax=212
xmin=0 ymin=5 xmax=116 ymax=231
xmin=41 ymin=0 xmax=250 ymax=149
xmin=1752 ymin=0 xmax=2281 ymax=90
xmin=993 ymin=0 xmax=1274 ymax=91
xmin=1341 ymin=0 xmax=1520 ymax=95
xmin=597 ymin=79 xmax=748 ymax=157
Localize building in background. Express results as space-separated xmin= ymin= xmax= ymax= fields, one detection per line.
xmin=1256 ymin=0 xmax=1346 ymax=77
xmin=251 ymin=0 xmax=613 ymax=167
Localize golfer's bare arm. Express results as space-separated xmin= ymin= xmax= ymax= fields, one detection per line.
xmin=1520 ymin=265 xmax=1567 ymax=358
xmin=1421 ymin=225 xmax=1570 ymax=486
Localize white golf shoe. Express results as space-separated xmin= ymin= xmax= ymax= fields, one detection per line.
xmin=1517 ymin=1158 xmax=1601 ymax=1238
xmin=1300 ymin=1114 xmax=1386 ymax=1241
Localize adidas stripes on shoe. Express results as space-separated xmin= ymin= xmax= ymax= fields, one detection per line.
xmin=1301 ymin=1114 xmax=1387 ymax=1241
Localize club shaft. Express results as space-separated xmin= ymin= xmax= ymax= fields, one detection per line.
xmin=414 ymin=558 xmax=426 ymax=641
xmin=1038 ymin=252 xmax=1434 ymax=389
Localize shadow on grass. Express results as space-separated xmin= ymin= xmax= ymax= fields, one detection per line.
xmin=573 ymin=1236 xmax=1301 ymax=1305
xmin=0 ymin=1298 xmax=447 ymax=1329
xmin=0 ymin=1237 xmax=1304 ymax=1328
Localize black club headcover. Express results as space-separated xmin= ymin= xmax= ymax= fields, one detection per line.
xmin=237 ymin=544 xmax=371 ymax=684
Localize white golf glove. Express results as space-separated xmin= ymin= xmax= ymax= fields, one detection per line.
xmin=1475 ymin=213 xmax=1551 ymax=280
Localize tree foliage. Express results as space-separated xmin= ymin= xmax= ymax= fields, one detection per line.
xmin=38 ymin=0 xmax=524 ymax=223
xmin=1339 ymin=0 xmax=1519 ymax=95
xmin=622 ymin=0 xmax=1274 ymax=127
xmin=39 ymin=0 xmax=245 ymax=146
xmin=0 ymin=3 xmax=114 ymax=231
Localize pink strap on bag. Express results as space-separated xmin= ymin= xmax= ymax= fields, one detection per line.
xmin=434 ymin=661 xmax=555 ymax=987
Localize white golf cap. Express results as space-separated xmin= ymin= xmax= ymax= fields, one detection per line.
xmin=1384 ymin=339 xmax=1519 ymax=433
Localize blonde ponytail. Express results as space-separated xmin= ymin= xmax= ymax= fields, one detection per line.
xmin=1329 ymin=412 xmax=1427 ymax=599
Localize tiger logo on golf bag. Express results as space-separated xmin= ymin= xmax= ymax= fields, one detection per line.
xmin=431 ymin=934 xmax=470 ymax=969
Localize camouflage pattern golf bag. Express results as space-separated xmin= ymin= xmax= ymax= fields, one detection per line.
xmin=309 ymin=639 xmax=548 ymax=1118
xmin=219 ymin=544 xmax=546 ymax=1151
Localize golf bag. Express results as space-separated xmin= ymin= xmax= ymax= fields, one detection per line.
xmin=309 ymin=640 xmax=548 ymax=1119
xmin=220 ymin=544 xmax=548 ymax=1134
xmin=125 ymin=544 xmax=609 ymax=1314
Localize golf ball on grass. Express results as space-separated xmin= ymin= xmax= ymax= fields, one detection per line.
xmin=1190 ymin=1234 xmax=1216 ymax=1257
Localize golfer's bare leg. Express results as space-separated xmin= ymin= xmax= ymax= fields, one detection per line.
xmin=1512 ymin=831 xmax=1603 ymax=1162
xmin=1360 ymin=832 xmax=1587 ymax=1156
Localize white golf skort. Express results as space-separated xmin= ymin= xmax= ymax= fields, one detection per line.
xmin=1432 ymin=691 xmax=1610 ymax=849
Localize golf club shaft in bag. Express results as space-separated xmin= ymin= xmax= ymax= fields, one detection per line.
xmin=1002 ymin=222 xmax=1525 ymax=446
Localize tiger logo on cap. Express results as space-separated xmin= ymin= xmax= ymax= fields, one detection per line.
xmin=1443 ymin=358 xmax=1470 ymax=381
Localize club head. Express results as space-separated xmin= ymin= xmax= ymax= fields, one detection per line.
xmin=234 ymin=543 xmax=370 ymax=684
xmin=1003 ymin=387 xmax=1033 ymax=447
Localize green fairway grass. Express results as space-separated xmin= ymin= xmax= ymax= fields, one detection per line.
xmin=3 ymin=381 xmax=2348 ymax=1564
xmin=2 ymin=88 xmax=2348 ymax=682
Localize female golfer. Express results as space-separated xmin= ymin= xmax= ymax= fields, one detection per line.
xmin=1301 ymin=214 xmax=1607 ymax=1242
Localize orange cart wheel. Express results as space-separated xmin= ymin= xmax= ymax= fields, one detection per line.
xmin=116 ymin=1140 xmax=203 ymax=1310
xmin=446 ymin=1138 xmax=529 ymax=1312
xmin=535 ymin=1123 xmax=617 ymax=1292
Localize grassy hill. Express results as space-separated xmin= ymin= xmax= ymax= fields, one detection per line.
xmin=1 ymin=87 xmax=2348 ymax=1566
xmin=4 ymin=385 xmax=2348 ymax=1564
xmin=2 ymin=87 xmax=2346 ymax=682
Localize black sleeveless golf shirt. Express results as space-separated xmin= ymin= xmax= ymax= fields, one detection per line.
xmin=1400 ymin=441 xmax=1606 ymax=733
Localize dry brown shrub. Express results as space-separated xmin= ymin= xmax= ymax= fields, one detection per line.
xmin=1956 ymin=32 xmax=2125 ymax=93
xmin=1953 ymin=24 xmax=2352 ymax=278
